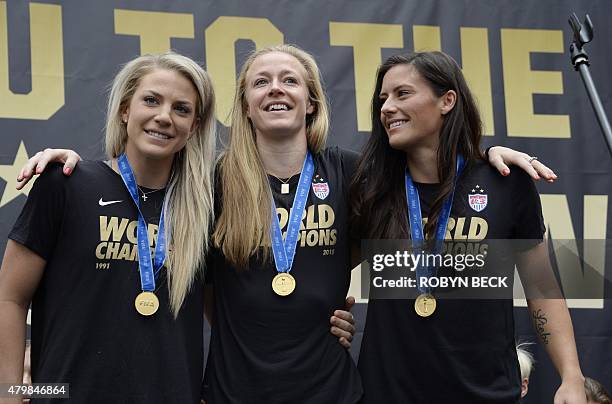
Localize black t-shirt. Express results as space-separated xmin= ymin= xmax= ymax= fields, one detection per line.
xmin=9 ymin=162 xmax=204 ymax=404
xmin=203 ymin=147 xmax=363 ymax=403
xmin=358 ymin=161 xmax=545 ymax=404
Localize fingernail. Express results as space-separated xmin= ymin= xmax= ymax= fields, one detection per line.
xmin=503 ymin=169 xmax=509 ymax=176
xmin=64 ymin=167 xmax=72 ymax=175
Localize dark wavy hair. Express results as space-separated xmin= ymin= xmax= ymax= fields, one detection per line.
xmin=350 ymin=51 xmax=484 ymax=240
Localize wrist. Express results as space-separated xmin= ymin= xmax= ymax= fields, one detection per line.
xmin=560 ymin=369 xmax=584 ymax=383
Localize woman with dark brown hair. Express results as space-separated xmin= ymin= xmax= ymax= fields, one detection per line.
xmin=352 ymin=51 xmax=586 ymax=403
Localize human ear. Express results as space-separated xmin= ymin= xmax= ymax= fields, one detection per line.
xmin=121 ymin=107 xmax=129 ymax=124
xmin=306 ymin=101 xmax=315 ymax=115
xmin=440 ymin=90 xmax=457 ymax=115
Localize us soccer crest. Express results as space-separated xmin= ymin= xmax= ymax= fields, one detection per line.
xmin=312 ymin=174 xmax=330 ymax=200
xmin=468 ymin=185 xmax=487 ymax=212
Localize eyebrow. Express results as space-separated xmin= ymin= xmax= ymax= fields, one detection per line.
xmin=251 ymin=69 xmax=300 ymax=78
xmin=143 ymin=90 xmax=194 ymax=106
xmin=379 ymin=84 xmax=414 ymax=96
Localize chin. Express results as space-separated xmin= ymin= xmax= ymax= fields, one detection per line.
xmin=137 ymin=144 xmax=181 ymax=161
xmin=387 ymin=136 xmax=411 ymax=152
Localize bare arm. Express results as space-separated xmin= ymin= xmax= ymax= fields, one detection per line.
xmin=517 ymin=243 xmax=586 ymax=404
xmin=0 ymin=240 xmax=45 ymax=403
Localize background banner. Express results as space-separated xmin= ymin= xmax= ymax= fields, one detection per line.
xmin=1 ymin=0 xmax=610 ymax=401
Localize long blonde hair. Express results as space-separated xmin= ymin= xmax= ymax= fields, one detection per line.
xmin=213 ymin=44 xmax=329 ymax=268
xmin=106 ymin=52 xmax=216 ymax=316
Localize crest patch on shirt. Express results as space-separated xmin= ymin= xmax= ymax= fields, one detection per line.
xmin=312 ymin=174 xmax=330 ymax=200
xmin=468 ymin=185 xmax=487 ymax=212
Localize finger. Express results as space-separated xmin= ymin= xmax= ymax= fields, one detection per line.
xmin=331 ymin=315 xmax=356 ymax=335
xmin=489 ymin=155 xmax=511 ymax=177
xmin=339 ymin=336 xmax=351 ymax=349
xmin=35 ymin=149 xmax=59 ymax=175
xmin=531 ymin=159 xmax=557 ymax=182
xmin=15 ymin=176 xmax=32 ymax=191
xmin=18 ymin=151 xmax=43 ymax=181
xmin=62 ymin=153 xmax=81 ymax=176
xmin=513 ymin=157 xmax=540 ymax=180
xmin=330 ymin=325 xmax=353 ymax=342
xmin=333 ymin=310 xmax=355 ymax=325
xmin=345 ymin=295 xmax=355 ymax=311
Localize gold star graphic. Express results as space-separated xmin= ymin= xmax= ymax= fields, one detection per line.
xmin=0 ymin=141 xmax=34 ymax=208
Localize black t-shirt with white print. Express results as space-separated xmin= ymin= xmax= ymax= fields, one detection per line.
xmin=203 ymin=147 xmax=363 ymax=404
xmin=9 ymin=162 xmax=204 ymax=403
xmin=358 ymin=160 xmax=545 ymax=404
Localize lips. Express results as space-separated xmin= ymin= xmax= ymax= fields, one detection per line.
xmin=387 ymin=119 xmax=409 ymax=129
xmin=145 ymin=129 xmax=173 ymax=140
xmin=264 ymin=102 xmax=291 ymax=112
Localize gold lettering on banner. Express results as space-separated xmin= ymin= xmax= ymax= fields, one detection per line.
xmin=413 ymin=26 xmax=495 ymax=136
xmin=539 ymin=194 xmax=607 ymax=309
xmin=329 ymin=22 xmax=403 ymax=132
xmin=205 ymin=16 xmax=283 ymax=125
xmin=460 ymin=27 xmax=494 ymax=136
xmin=412 ymin=25 xmax=440 ymax=52
xmin=501 ymin=29 xmax=569 ymax=138
xmin=0 ymin=2 xmax=64 ymax=119
xmin=114 ymin=9 xmax=194 ymax=54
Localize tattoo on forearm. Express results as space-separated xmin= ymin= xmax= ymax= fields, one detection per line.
xmin=532 ymin=309 xmax=551 ymax=345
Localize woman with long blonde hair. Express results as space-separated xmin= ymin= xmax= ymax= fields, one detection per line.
xmin=204 ymin=44 xmax=364 ymax=403
xmin=0 ymin=52 xmax=216 ymax=403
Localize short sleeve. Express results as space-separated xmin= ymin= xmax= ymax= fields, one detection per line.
xmin=511 ymin=171 xmax=546 ymax=248
xmin=338 ymin=147 xmax=360 ymax=188
xmin=9 ymin=164 xmax=67 ymax=260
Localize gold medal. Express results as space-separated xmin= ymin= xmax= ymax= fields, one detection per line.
xmin=414 ymin=293 xmax=436 ymax=317
xmin=135 ymin=291 xmax=159 ymax=316
xmin=272 ymin=273 xmax=296 ymax=296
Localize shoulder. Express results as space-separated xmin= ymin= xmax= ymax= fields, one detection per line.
xmin=33 ymin=160 xmax=115 ymax=194
xmin=462 ymin=159 xmax=536 ymax=192
xmin=315 ymin=146 xmax=360 ymax=172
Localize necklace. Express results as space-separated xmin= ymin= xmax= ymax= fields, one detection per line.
xmin=271 ymin=174 xmax=296 ymax=194
xmin=138 ymin=186 xmax=164 ymax=201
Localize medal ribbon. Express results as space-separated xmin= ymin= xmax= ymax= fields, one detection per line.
xmin=117 ymin=154 xmax=168 ymax=293
xmin=405 ymin=155 xmax=465 ymax=294
xmin=270 ymin=151 xmax=314 ymax=274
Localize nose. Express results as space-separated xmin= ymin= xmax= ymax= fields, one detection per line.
xmin=268 ymin=78 xmax=285 ymax=96
xmin=154 ymin=104 xmax=172 ymax=126
xmin=380 ymin=97 xmax=397 ymax=115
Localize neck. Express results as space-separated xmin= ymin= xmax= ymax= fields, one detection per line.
xmin=406 ymin=147 xmax=439 ymax=183
xmin=114 ymin=145 xmax=173 ymax=188
xmin=256 ymin=133 xmax=308 ymax=178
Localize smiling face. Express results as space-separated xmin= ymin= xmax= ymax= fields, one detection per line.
xmin=379 ymin=63 xmax=455 ymax=153
xmin=122 ymin=68 xmax=198 ymax=165
xmin=244 ymin=51 xmax=314 ymax=142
